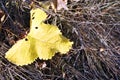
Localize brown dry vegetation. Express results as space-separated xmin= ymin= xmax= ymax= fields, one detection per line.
xmin=0 ymin=0 xmax=120 ymax=80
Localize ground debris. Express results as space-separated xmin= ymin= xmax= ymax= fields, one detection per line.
xmin=0 ymin=0 xmax=120 ymax=80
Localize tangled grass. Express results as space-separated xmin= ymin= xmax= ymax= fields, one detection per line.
xmin=0 ymin=0 xmax=120 ymax=80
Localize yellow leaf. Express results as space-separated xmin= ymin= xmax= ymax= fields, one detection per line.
xmin=29 ymin=8 xmax=73 ymax=53
xmin=30 ymin=8 xmax=47 ymax=28
xmin=5 ymin=8 xmax=73 ymax=66
xmin=29 ymin=22 xmax=73 ymax=54
xmin=5 ymin=36 xmax=38 ymax=66
xmin=5 ymin=36 xmax=57 ymax=66
xmin=35 ymin=39 xmax=57 ymax=60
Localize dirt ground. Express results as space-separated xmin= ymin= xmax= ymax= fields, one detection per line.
xmin=0 ymin=0 xmax=120 ymax=80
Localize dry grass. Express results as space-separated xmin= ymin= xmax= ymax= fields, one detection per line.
xmin=0 ymin=0 xmax=120 ymax=80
